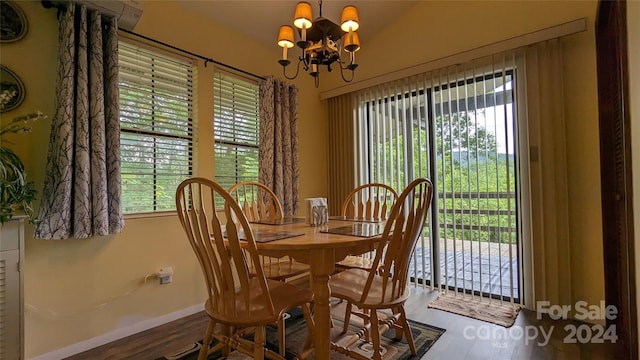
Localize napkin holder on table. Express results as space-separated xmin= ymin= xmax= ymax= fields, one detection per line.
xmin=305 ymin=197 xmax=328 ymax=226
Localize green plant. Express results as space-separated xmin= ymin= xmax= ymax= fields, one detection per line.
xmin=0 ymin=90 xmax=46 ymax=224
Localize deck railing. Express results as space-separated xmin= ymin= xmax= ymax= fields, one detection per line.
xmin=436 ymin=191 xmax=517 ymax=244
xmin=410 ymin=190 xmax=520 ymax=301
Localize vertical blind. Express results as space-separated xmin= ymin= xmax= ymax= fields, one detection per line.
xmin=327 ymin=93 xmax=356 ymax=215
xmin=213 ymin=71 xmax=260 ymax=191
xmin=118 ymin=41 xmax=194 ymax=214
xmin=353 ymin=51 xmax=523 ymax=304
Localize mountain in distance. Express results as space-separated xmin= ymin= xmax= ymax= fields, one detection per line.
xmin=440 ymin=151 xmax=515 ymax=166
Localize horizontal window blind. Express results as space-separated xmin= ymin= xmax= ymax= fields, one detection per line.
xmin=213 ymin=71 xmax=260 ymax=192
xmin=119 ymin=41 xmax=194 ymax=214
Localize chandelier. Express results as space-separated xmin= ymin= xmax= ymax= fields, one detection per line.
xmin=277 ymin=0 xmax=360 ymax=87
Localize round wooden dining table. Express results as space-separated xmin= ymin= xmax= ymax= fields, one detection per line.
xmin=249 ymin=219 xmax=383 ymax=360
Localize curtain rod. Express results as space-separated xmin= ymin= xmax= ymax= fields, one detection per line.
xmin=40 ymin=0 xmax=266 ymax=81
xmin=118 ymin=29 xmax=266 ymax=81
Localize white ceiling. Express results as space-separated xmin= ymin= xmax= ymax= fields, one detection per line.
xmin=175 ymin=1 xmax=419 ymax=49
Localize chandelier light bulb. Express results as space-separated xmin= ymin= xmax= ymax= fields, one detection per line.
xmin=340 ymin=6 xmax=359 ymax=32
xmin=278 ymin=25 xmax=295 ymax=48
xmin=278 ymin=25 xmax=295 ymax=66
xmin=293 ymin=2 xmax=313 ymax=29
xmin=344 ymin=31 xmax=360 ymax=53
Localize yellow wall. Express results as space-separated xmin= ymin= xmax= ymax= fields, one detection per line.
xmin=1 ymin=0 xmax=605 ymax=357
xmin=1 ymin=1 xmax=326 ymax=358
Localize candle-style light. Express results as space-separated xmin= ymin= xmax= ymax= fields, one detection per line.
xmin=343 ymin=31 xmax=360 ymax=52
xmin=340 ymin=5 xmax=359 ymax=33
xmin=343 ymin=31 xmax=360 ymax=70
xmin=293 ymin=2 xmax=313 ymax=47
xmin=278 ymin=25 xmax=295 ymax=66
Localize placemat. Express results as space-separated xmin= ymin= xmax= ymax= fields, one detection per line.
xmin=223 ymin=228 xmax=305 ymax=243
xmin=321 ymin=223 xmax=385 ymax=238
xmin=251 ymin=217 xmax=306 ymax=225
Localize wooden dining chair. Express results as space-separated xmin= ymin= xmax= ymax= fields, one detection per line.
xmin=228 ymin=181 xmax=310 ymax=282
xmin=335 ymin=183 xmax=398 ymax=272
xmin=176 ymin=177 xmax=315 ymax=360
xmin=329 ymin=178 xmax=434 ymax=360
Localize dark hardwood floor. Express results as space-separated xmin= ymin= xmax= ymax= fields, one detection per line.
xmin=64 ymin=288 xmax=618 ymax=360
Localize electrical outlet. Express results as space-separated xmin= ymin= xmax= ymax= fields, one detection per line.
xmin=156 ymin=266 xmax=174 ymax=284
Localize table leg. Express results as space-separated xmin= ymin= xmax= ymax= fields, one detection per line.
xmin=309 ymin=249 xmax=335 ymax=360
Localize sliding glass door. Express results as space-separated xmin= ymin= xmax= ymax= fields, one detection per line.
xmin=354 ymin=54 xmax=524 ymax=303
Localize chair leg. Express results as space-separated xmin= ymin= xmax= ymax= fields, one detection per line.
xmin=362 ymin=308 xmax=371 ymax=342
xmin=254 ymin=325 xmax=266 ymax=360
xmin=398 ymin=306 xmax=417 ymax=355
xmin=277 ymin=316 xmax=286 ymax=357
xmin=369 ymin=309 xmax=383 ymax=360
xmin=198 ymin=320 xmax=216 ymax=360
xmin=392 ymin=306 xmax=403 ymax=340
xmin=221 ymin=324 xmax=231 ymax=356
xmin=342 ymin=302 xmax=352 ymax=334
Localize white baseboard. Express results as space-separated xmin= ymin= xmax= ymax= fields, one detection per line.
xmin=29 ymin=304 xmax=204 ymax=360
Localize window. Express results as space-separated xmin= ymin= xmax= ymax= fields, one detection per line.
xmin=118 ymin=41 xmax=194 ymax=214
xmin=213 ymin=71 xmax=260 ymax=191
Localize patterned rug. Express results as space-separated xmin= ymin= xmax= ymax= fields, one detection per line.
xmin=159 ymin=303 xmax=445 ymax=360
xmin=428 ymin=292 xmax=520 ymax=327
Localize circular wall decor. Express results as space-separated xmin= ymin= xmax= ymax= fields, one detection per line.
xmin=1 ymin=0 xmax=29 ymax=43
xmin=0 ymin=65 xmax=25 ymax=113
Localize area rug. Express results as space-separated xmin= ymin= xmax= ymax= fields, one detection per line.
xmin=427 ymin=292 xmax=520 ymax=327
xmin=159 ymin=304 xmax=445 ymax=360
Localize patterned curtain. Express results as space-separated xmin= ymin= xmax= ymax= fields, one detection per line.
xmin=34 ymin=4 xmax=123 ymax=239
xmin=258 ymin=77 xmax=299 ymax=217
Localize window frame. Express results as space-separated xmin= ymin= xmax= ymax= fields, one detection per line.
xmin=118 ymin=39 xmax=196 ymax=216
xmin=213 ymin=69 xmax=261 ymax=192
